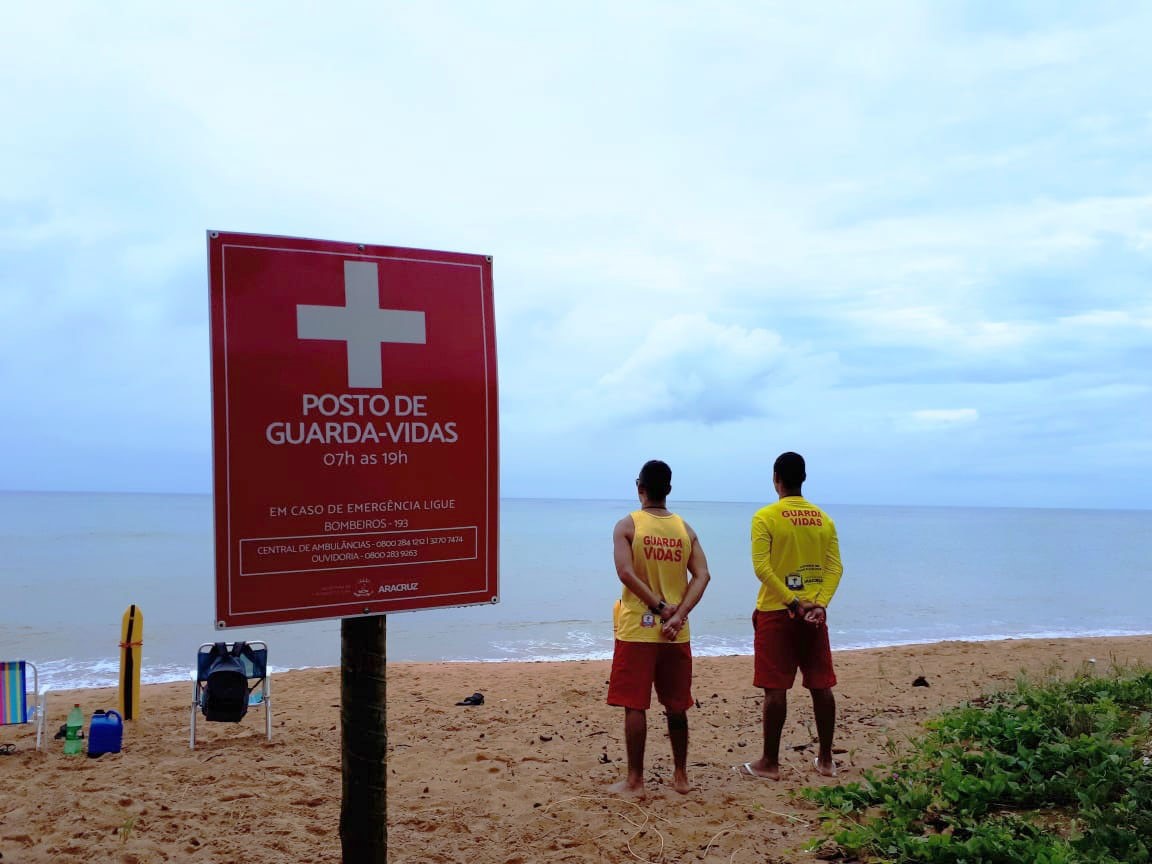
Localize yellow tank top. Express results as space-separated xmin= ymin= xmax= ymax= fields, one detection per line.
xmin=614 ymin=510 xmax=692 ymax=643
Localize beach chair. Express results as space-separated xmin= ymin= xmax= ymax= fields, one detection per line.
xmin=0 ymin=660 xmax=46 ymax=751
xmin=189 ymin=641 xmax=272 ymax=750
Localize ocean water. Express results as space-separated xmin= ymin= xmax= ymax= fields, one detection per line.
xmin=1 ymin=492 xmax=1149 ymax=690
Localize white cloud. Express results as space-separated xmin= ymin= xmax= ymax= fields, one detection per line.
xmin=1059 ymin=308 xmax=1152 ymax=329
xmin=910 ymin=408 xmax=980 ymax=426
xmin=583 ymin=315 xmax=793 ymax=424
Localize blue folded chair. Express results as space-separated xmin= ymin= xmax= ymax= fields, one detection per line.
xmin=1 ymin=660 xmax=46 ymax=751
xmin=189 ymin=641 xmax=271 ymax=750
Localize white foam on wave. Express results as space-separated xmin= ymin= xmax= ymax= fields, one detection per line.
xmin=418 ymin=626 xmax=1152 ymax=664
xmin=835 ymin=627 xmax=1152 ymax=653
xmin=35 ymin=659 xmax=304 ymax=692
xmin=479 ymin=629 xmax=611 ymax=662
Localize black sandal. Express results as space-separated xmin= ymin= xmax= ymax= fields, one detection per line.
xmin=455 ymin=692 xmax=484 ymax=706
xmin=0 ymin=743 xmax=15 ymax=755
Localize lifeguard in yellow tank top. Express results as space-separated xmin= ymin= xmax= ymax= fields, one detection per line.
xmin=614 ymin=510 xmax=693 ymax=643
xmin=606 ymin=459 xmax=713 ymax=797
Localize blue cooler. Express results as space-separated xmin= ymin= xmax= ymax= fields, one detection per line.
xmin=88 ymin=709 xmax=123 ymax=756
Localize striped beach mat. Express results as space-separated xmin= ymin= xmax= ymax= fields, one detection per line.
xmin=0 ymin=661 xmax=29 ymax=725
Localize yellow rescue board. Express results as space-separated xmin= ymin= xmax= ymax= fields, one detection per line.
xmin=118 ymin=605 xmax=143 ymax=720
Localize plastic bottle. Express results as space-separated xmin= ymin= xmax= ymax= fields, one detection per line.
xmin=64 ymin=704 xmax=84 ymax=755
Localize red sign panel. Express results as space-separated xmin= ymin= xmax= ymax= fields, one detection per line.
xmin=208 ymin=232 xmax=498 ymax=627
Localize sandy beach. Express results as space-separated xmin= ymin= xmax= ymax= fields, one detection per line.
xmin=2 ymin=635 xmax=1151 ymax=863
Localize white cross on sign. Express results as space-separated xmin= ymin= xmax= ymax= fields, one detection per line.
xmin=296 ymin=260 xmax=427 ymax=388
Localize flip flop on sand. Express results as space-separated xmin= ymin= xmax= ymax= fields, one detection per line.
xmin=0 ymin=743 xmax=15 ymax=755
xmin=732 ymin=762 xmax=775 ymax=780
xmin=455 ymin=692 xmax=484 ymax=706
xmin=813 ymin=757 xmax=838 ymax=777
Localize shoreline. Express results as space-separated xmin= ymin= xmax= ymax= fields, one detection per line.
xmin=34 ymin=629 xmax=1152 ymax=692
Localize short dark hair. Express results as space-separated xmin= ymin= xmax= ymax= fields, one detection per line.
xmin=773 ymin=452 xmax=806 ymax=490
xmin=637 ymin=460 xmax=672 ymax=501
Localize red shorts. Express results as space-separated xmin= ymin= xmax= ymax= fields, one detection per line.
xmin=607 ymin=640 xmax=694 ymax=712
xmin=752 ymin=609 xmax=837 ymax=690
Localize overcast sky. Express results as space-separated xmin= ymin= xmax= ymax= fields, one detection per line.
xmin=2 ymin=2 xmax=1149 ymax=509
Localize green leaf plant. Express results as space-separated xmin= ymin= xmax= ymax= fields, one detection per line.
xmin=803 ymin=668 xmax=1152 ymax=863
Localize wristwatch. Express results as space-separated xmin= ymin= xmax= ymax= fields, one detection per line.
xmin=787 ymin=598 xmax=801 ymax=614
xmin=650 ymin=600 xmax=668 ymax=616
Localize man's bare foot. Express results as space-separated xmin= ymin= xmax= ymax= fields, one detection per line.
xmin=607 ymin=778 xmax=645 ymax=797
xmin=813 ymin=757 xmax=838 ymax=777
xmin=671 ymin=770 xmax=691 ymax=794
xmin=734 ymin=760 xmax=780 ymax=780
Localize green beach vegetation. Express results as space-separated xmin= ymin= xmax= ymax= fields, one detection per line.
xmin=804 ymin=666 xmax=1152 ymax=863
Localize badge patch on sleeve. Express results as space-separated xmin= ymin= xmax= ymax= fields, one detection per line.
xmin=786 ymin=574 xmax=804 ymax=590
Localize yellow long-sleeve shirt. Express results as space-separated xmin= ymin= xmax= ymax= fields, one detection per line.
xmin=751 ymin=496 xmax=842 ymax=611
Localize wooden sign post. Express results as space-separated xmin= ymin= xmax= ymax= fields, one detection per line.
xmin=340 ymin=616 xmax=388 ymax=861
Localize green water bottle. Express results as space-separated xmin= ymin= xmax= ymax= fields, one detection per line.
xmin=64 ymin=704 xmax=84 ymax=755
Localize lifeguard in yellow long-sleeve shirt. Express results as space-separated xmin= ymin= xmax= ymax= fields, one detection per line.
xmin=738 ymin=451 xmax=843 ymax=781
